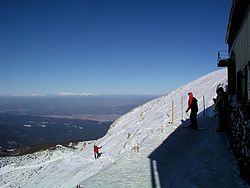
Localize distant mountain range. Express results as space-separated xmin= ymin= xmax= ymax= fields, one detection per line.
xmin=0 ymin=113 xmax=111 ymax=155
xmin=0 ymin=95 xmax=156 ymax=155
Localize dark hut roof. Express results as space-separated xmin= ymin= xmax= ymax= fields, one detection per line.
xmin=226 ymin=0 xmax=250 ymax=51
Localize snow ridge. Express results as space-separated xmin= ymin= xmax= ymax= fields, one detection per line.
xmin=0 ymin=69 xmax=229 ymax=188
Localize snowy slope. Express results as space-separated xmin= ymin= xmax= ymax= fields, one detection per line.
xmin=0 ymin=69 xmax=239 ymax=188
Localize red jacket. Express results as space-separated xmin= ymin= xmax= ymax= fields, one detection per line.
xmin=186 ymin=92 xmax=193 ymax=112
xmin=94 ymin=145 xmax=101 ymax=153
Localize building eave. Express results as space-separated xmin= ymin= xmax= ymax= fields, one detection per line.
xmin=225 ymin=0 xmax=250 ymax=51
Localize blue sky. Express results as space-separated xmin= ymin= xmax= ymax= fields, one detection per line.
xmin=0 ymin=0 xmax=231 ymax=95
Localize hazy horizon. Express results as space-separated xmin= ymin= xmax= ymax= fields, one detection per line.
xmin=0 ymin=95 xmax=157 ymax=120
xmin=0 ymin=94 xmax=157 ymax=151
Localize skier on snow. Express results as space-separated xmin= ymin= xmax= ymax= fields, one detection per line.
xmin=185 ymin=92 xmax=198 ymax=129
xmin=94 ymin=144 xmax=102 ymax=159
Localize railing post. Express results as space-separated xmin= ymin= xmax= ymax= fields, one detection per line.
xmin=203 ymin=95 xmax=206 ymax=117
xmin=168 ymin=99 xmax=171 ymax=124
xmin=172 ymin=100 xmax=174 ymax=124
xmin=181 ymin=95 xmax=183 ymax=120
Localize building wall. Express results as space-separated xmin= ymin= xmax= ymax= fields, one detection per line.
xmin=228 ymin=106 xmax=250 ymax=184
xmin=231 ymin=6 xmax=250 ymax=72
xmin=226 ymin=3 xmax=250 ymax=185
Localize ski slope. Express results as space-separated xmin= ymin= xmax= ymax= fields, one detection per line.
xmin=0 ymin=69 xmax=247 ymax=187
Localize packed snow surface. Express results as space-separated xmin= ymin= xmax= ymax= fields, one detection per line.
xmin=0 ymin=69 xmax=248 ymax=187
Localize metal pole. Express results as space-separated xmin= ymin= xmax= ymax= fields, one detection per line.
xmin=203 ymin=95 xmax=206 ymax=117
xmin=168 ymin=99 xmax=171 ymax=124
xmin=172 ymin=100 xmax=174 ymax=124
xmin=181 ymin=95 xmax=183 ymax=120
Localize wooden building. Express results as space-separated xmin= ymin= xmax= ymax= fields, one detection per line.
xmin=218 ymin=0 xmax=250 ymax=112
xmin=218 ymin=0 xmax=250 ymax=183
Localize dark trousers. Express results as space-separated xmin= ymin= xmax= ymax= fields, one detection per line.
xmin=94 ymin=152 xmax=101 ymax=159
xmin=94 ymin=153 xmax=98 ymax=159
xmin=217 ymin=111 xmax=228 ymax=130
xmin=190 ymin=110 xmax=198 ymax=128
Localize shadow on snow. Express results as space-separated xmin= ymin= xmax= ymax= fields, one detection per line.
xmin=148 ymin=106 xmax=244 ymax=188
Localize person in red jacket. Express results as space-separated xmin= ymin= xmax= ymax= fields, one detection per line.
xmin=94 ymin=144 xmax=102 ymax=159
xmin=185 ymin=92 xmax=198 ymax=129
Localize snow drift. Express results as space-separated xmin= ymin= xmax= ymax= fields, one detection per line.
xmin=0 ymin=69 xmax=230 ymax=187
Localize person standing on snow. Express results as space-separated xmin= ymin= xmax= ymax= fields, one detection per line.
xmin=214 ymin=87 xmax=228 ymax=132
xmin=185 ymin=92 xmax=198 ymax=129
xmin=94 ymin=144 xmax=102 ymax=159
